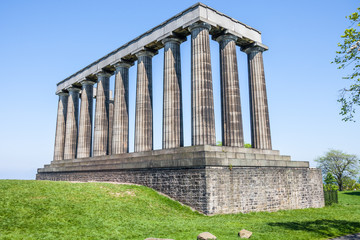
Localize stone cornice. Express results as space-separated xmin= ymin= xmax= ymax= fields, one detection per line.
xmin=56 ymin=2 xmax=263 ymax=93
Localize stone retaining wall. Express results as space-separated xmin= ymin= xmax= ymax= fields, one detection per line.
xmin=37 ymin=166 xmax=324 ymax=214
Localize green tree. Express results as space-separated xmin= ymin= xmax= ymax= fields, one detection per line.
xmin=315 ymin=150 xmax=359 ymax=191
xmin=324 ymin=172 xmax=336 ymax=185
xmin=324 ymin=172 xmax=338 ymax=191
xmin=244 ymin=143 xmax=252 ymax=148
xmin=333 ymin=7 xmax=360 ymax=121
xmin=342 ymin=176 xmax=360 ymax=191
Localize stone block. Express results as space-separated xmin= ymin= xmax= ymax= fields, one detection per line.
xmin=238 ymin=229 xmax=252 ymax=238
xmin=197 ymin=232 xmax=217 ymax=240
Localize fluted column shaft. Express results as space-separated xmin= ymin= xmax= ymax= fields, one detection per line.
xmin=162 ymin=38 xmax=184 ymax=149
xmin=93 ymin=72 xmax=111 ymax=156
xmin=108 ymin=100 xmax=114 ymax=155
xmin=217 ymin=34 xmax=244 ymax=147
xmin=134 ymin=50 xmax=156 ymax=152
xmin=53 ymin=92 xmax=69 ymax=160
xmin=77 ymin=81 xmax=95 ymax=158
xmin=112 ymin=63 xmax=132 ymax=154
xmin=189 ymin=22 xmax=216 ymax=146
xmin=244 ymin=45 xmax=272 ymax=149
xmin=63 ymin=87 xmax=81 ymax=159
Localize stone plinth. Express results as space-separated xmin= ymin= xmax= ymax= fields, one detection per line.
xmin=37 ymin=146 xmax=324 ymax=215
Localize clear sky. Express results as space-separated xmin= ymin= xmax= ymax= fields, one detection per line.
xmin=0 ymin=0 xmax=359 ymax=180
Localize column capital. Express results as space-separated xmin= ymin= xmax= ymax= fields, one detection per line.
xmin=241 ymin=42 xmax=269 ymax=54
xmin=215 ymin=33 xmax=238 ymax=43
xmin=66 ymin=86 xmax=81 ymax=92
xmin=162 ymin=36 xmax=186 ymax=45
xmin=114 ymin=61 xmax=134 ymax=70
xmin=188 ymin=21 xmax=211 ymax=32
xmin=96 ymin=71 xmax=112 ymax=78
xmin=135 ymin=49 xmax=158 ymax=58
xmin=56 ymin=91 xmax=69 ymax=96
xmin=80 ymin=79 xmax=96 ymax=86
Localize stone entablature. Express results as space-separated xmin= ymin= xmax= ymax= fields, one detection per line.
xmin=56 ymin=3 xmax=263 ymax=93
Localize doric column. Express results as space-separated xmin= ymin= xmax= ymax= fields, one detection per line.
xmin=134 ymin=50 xmax=157 ymax=152
xmin=243 ymin=43 xmax=272 ymax=149
xmin=112 ymin=62 xmax=132 ymax=154
xmin=189 ymin=22 xmax=216 ymax=146
xmin=93 ymin=71 xmax=112 ymax=156
xmin=53 ymin=91 xmax=69 ymax=160
xmin=108 ymin=99 xmax=114 ymax=155
xmin=216 ymin=34 xmax=244 ymax=147
xmin=77 ymin=80 xmax=95 ymax=158
xmin=63 ymin=87 xmax=81 ymax=159
xmin=162 ymin=37 xmax=184 ymax=149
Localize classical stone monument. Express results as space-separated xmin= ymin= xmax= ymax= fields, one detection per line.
xmin=37 ymin=3 xmax=324 ymax=214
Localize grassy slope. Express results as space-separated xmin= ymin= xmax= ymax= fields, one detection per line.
xmin=0 ymin=180 xmax=360 ymax=240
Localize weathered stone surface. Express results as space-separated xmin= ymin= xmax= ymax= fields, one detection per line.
xmin=189 ymin=22 xmax=216 ymax=146
xmin=243 ymin=43 xmax=272 ymax=150
xmin=36 ymin=146 xmax=324 ymax=215
xmin=217 ymin=34 xmax=244 ymax=147
xmin=112 ymin=62 xmax=132 ymax=154
xmin=162 ymin=37 xmax=184 ymax=149
xmin=238 ymin=229 xmax=252 ymax=238
xmin=63 ymin=87 xmax=81 ymax=160
xmin=53 ymin=92 xmax=68 ymax=160
xmin=134 ymin=50 xmax=157 ymax=152
xmin=93 ymin=71 xmax=112 ymax=156
xmin=108 ymin=100 xmax=114 ymax=155
xmin=77 ymin=80 xmax=95 ymax=158
xmin=197 ymin=232 xmax=217 ymax=240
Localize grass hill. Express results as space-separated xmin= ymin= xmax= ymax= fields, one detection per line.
xmin=0 ymin=180 xmax=360 ymax=239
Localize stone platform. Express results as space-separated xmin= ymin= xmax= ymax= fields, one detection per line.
xmin=37 ymin=146 xmax=324 ymax=214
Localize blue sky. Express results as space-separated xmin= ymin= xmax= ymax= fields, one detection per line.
xmin=0 ymin=0 xmax=359 ymax=179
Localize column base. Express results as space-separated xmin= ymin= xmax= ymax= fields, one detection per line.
xmin=37 ymin=146 xmax=324 ymax=214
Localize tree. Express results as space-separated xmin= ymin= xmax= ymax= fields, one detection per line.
xmin=315 ymin=150 xmax=359 ymax=191
xmin=333 ymin=7 xmax=360 ymax=121
xmin=324 ymin=172 xmax=338 ymax=191
xmin=342 ymin=176 xmax=360 ymax=191
xmin=244 ymin=143 xmax=252 ymax=148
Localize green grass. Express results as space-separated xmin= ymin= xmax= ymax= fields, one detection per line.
xmin=0 ymin=180 xmax=359 ymax=240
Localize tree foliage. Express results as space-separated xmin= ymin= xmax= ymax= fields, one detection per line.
xmin=324 ymin=172 xmax=338 ymax=191
xmin=315 ymin=149 xmax=359 ymax=191
xmin=244 ymin=143 xmax=252 ymax=148
xmin=333 ymin=7 xmax=360 ymax=121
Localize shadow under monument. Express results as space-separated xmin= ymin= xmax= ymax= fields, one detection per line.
xmin=268 ymin=220 xmax=360 ymax=238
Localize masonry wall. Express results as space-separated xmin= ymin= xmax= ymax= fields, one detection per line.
xmin=37 ymin=166 xmax=324 ymax=215
xmin=205 ymin=167 xmax=324 ymax=214
xmin=36 ymin=168 xmax=208 ymax=213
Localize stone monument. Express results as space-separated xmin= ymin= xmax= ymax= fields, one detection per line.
xmin=37 ymin=3 xmax=324 ymax=214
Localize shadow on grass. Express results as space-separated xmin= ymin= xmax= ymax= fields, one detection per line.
xmin=343 ymin=192 xmax=360 ymax=196
xmin=268 ymin=220 xmax=360 ymax=237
